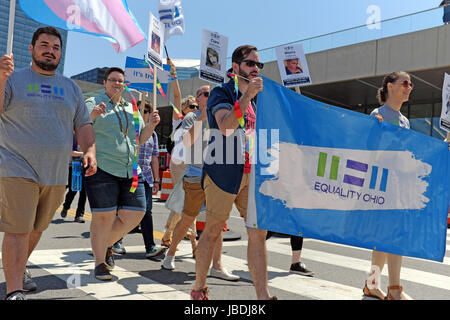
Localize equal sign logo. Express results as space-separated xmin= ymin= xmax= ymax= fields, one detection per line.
xmin=316 ymin=152 xmax=389 ymax=192
xmin=27 ymin=84 xmax=64 ymax=96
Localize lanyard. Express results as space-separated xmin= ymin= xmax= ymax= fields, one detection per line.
xmin=111 ymin=99 xmax=129 ymax=138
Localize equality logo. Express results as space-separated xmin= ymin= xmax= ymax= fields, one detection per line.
xmin=258 ymin=144 xmax=431 ymax=211
xmin=316 ymin=152 xmax=389 ymax=192
xmin=27 ymin=84 xmax=64 ymax=96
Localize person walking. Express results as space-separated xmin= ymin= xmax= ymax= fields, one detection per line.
xmin=138 ymin=101 xmax=167 ymax=258
xmin=84 ymin=67 xmax=160 ymax=281
xmin=363 ymin=71 xmax=414 ymax=300
xmin=162 ymin=85 xmax=239 ymax=281
xmin=191 ymin=45 xmax=275 ymax=300
xmin=0 ymin=27 xmax=96 ymax=300
xmin=161 ymin=60 xmax=198 ymax=249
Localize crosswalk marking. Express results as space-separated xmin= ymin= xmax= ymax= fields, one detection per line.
xmin=28 ymin=247 xmax=190 ymax=300
xmin=262 ymin=238 xmax=450 ymax=291
xmin=11 ymin=222 xmax=450 ymax=300
xmin=26 ymin=242 xmax=367 ymax=300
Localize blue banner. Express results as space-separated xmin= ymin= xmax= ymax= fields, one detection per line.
xmin=251 ymin=77 xmax=449 ymax=262
xmin=124 ymin=57 xmax=170 ymax=94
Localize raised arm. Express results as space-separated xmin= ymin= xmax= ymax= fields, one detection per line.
xmin=167 ymin=58 xmax=182 ymax=120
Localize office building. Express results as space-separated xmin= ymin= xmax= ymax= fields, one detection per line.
xmin=0 ymin=0 xmax=67 ymax=74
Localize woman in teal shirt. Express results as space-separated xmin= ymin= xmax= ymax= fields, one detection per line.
xmin=85 ymin=67 xmax=160 ymax=281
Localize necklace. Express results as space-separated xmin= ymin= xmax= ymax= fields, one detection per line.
xmin=111 ymin=99 xmax=129 ymax=137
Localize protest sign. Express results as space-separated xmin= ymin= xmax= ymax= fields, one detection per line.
xmin=199 ymin=29 xmax=228 ymax=85
xmin=276 ymin=44 xmax=311 ymax=87
xmin=439 ymin=73 xmax=450 ymax=132
xmin=147 ymin=13 xmax=165 ymax=69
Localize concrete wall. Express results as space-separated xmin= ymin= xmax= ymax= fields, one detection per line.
xmin=171 ymin=25 xmax=450 ymax=92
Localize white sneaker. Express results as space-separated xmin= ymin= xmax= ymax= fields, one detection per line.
xmin=162 ymin=254 xmax=175 ymax=270
xmin=209 ymin=267 xmax=239 ymax=281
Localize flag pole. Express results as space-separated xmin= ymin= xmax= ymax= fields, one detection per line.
xmin=7 ymin=0 xmax=16 ymax=56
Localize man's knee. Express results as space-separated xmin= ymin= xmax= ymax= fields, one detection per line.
xmin=247 ymin=228 xmax=267 ymax=242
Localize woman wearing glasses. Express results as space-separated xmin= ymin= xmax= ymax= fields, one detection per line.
xmin=84 ymin=67 xmax=160 ymax=281
xmin=363 ymin=71 xmax=413 ymax=300
xmin=161 ymin=61 xmax=199 ymax=254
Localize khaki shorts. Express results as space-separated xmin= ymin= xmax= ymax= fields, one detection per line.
xmin=203 ymin=173 xmax=249 ymax=222
xmin=0 ymin=177 xmax=66 ymax=233
xmin=182 ymin=180 xmax=205 ymax=218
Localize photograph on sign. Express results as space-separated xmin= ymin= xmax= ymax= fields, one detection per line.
xmin=199 ymin=29 xmax=228 ymax=85
xmin=147 ymin=13 xmax=165 ymax=69
xmin=276 ymin=44 xmax=312 ymax=88
xmin=124 ymin=57 xmax=170 ymax=94
xmin=440 ymin=73 xmax=450 ymax=133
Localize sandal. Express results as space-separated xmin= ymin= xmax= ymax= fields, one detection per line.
xmin=161 ymin=238 xmax=172 ymax=248
xmin=385 ymin=285 xmax=404 ymax=300
xmin=363 ymin=281 xmax=385 ymax=300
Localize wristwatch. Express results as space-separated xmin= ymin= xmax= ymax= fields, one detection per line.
xmin=154 ymin=179 xmax=160 ymax=183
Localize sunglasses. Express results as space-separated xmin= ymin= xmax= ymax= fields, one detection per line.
xmin=197 ymin=91 xmax=210 ymax=98
xmin=144 ymin=109 xmax=152 ymax=114
xmin=187 ymin=105 xmax=198 ymax=109
xmin=239 ymin=59 xmax=264 ymax=69
xmin=396 ymin=80 xmax=414 ymax=89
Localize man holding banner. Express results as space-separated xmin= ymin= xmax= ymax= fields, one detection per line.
xmin=0 ymin=27 xmax=96 ymax=300
xmin=192 ymin=45 xmax=275 ymax=300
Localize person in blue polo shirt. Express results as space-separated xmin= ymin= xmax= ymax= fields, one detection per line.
xmin=190 ymin=45 xmax=275 ymax=300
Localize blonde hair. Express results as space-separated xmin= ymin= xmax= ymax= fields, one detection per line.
xmin=181 ymin=95 xmax=197 ymax=109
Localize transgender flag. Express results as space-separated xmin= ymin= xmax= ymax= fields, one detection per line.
xmin=19 ymin=0 xmax=146 ymax=53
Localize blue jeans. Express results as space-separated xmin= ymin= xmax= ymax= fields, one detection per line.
xmin=141 ymin=181 xmax=155 ymax=251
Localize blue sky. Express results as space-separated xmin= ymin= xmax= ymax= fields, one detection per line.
xmin=63 ymin=0 xmax=444 ymax=77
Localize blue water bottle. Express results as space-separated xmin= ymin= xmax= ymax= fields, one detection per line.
xmin=71 ymin=159 xmax=82 ymax=191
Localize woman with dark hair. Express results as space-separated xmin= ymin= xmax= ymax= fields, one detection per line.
xmin=363 ymin=71 xmax=413 ymax=300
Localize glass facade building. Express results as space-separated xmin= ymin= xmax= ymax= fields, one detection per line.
xmin=71 ymin=67 xmax=108 ymax=85
xmin=0 ymin=0 xmax=67 ymax=74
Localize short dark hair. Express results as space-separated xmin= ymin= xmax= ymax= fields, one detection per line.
xmin=104 ymin=67 xmax=125 ymax=82
xmin=32 ymin=27 xmax=63 ymax=49
xmin=231 ymin=45 xmax=258 ymax=64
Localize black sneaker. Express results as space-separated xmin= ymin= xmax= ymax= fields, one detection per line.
xmin=94 ymin=263 xmax=112 ymax=281
xmin=105 ymin=247 xmax=115 ymax=270
xmin=60 ymin=208 xmax=68 ymax=218
xmin=290 ymin=262 xmax=314 ymax=277
xmin=74 ymin=216 xmax=85 ymax=223
xmin=5 ymin=290 xmax=27 ymax=300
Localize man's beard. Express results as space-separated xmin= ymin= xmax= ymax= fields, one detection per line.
xmin=238 ymin=68 xmax=258 ymax=83
xmin=32 ymin=52 xmax=59 ymax=72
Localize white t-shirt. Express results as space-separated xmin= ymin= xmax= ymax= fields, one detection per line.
xmin=171 ymin=118 xmax=185 ymax=162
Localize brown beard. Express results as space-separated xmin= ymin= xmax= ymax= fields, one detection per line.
xmin=32 ymin=51 xmax=59 ymax=72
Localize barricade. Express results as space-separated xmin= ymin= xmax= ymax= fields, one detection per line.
xmin=160 ymin=169 xmax=173 ymax=201
xmin=196 ymin=211 xmax=241 ymax=241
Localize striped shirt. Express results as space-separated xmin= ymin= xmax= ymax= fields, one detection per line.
xmin=138 ymin=132 xmax=159 ymax=186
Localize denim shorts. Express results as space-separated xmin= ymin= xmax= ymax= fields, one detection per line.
xmin=85 ymin=167 xmax=146 ymax=213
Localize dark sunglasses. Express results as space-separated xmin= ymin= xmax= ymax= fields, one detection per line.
xmin=197 ymin=91 xmax=210 ymax=98
xmin=239 ymin=59 xmax=264 ymax=69
xmin=188 ymin=105 xmax=198 ymax=109
xmin=396 ymin=80 xmax=414 ymax=89
xmin=144 ymin=109 xmax=152 ymax=114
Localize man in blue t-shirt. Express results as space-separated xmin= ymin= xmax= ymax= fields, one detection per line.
xmin=191 ymin=45 xmax=275 ymax=300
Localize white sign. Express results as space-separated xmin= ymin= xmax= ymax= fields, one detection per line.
xmin=199 ymin=29 xmax=228 ymax=85
xmin=440 ymin=73 xmax=450 ymax=133
xmin=147 ymin=13 xmax=165 ymax=70
xmin=276 ymin=44 xmax=311 ymax=88
xmin=159 ymin=0 xmax=185 ymax=41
